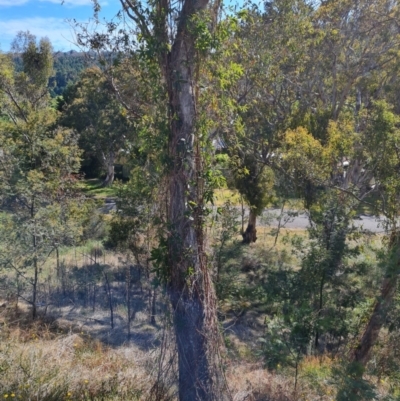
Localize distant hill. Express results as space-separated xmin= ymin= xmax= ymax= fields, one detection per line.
xmin=50 ymin=51 xmax=89 ymax=96
xmin=13 ymin=51 xmax=95 ymax=97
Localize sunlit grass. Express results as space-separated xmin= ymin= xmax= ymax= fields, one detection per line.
xmin=212 ymin=188 xmax=242 ymax=206
xmin=39 ymin=240 xmax=108 ymax=276
xmin=77 ymin=179 xmax=117 ymax=199
xmin=212 ymin=188 xmax=304 ymax=211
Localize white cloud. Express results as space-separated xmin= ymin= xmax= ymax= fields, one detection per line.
xmin=0 ymin=17 xmax=80 ymax=51
xmin=0 ymin=0 xmax=108 ymax=7
xmin=39 ymin=0 xmax=92 ymax=5
xmin=39 ymin=0 xmax=108 ymax=6
xmin=0 ymin=0 xmax=29 ymax=5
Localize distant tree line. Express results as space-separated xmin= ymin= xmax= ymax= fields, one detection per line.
xmin=12 ymin=50 xmax=90 ymax=97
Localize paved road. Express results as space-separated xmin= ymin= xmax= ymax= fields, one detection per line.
xmin=101 ymin=199 xmax=386 ymax=233
xmin=260 ymin=208 xmax=385 ymax=233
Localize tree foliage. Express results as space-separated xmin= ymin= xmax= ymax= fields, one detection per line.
xmin=0 ymin=33 xmax=88 ymax=319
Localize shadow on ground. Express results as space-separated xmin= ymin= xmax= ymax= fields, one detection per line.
xmin=1 ymin=262 xmax=165 ymax=351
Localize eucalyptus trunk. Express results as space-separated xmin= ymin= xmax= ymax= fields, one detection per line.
xmin=102 ymin=151 xmax=115 ymax=187
xmin=116 ymin=0 xmax=228 ymax=396
xmin=351 ymin=277 xmax=397 ymax=365
xmin=351 ymin=232 xmax=400 ymax=366
xmin=242 ymin=209 xmax=257 ymax=244
xmin=163 ymin=9 xmax=228 ymax=401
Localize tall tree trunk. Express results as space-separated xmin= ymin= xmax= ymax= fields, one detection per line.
xmin=56 ymin=246 xmax=60 ymax=278
xmin=351 ymin=277 xmax=397 ymax=366
xmin=351 ymin=232 xmax=400 ymax=366
xmin=32 ymin=256 xmax=38 ymax=319
xmin=126 ymin=265 xmax=131 ymax=340
xmin=164 ymin=11 xmax=228 ymax=401
xmin=117 ymin=0 xmax=228 ymax=397
xmin=102 ymin=151 xmax=115 ymax=187
xmin=32 ymin=200 xmax=38 ymax=319
xmin=242 ymin=208 xmax=257 ymax=244
xmin=104 ymin=272 xmax=114 ymax=329
xmin=150 ymin=287 xmax=157 ymax=325
xmin=315 ymin=273 xmax=325 ymax=351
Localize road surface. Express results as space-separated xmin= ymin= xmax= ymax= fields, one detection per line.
xmin=260 ymin=208 xmax=385 ymax=233
xmin=101 ymin=199 xmax=386 ymax=233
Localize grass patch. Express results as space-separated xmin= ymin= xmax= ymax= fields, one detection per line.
xmin=299 ymin=355 xmax=334 ymax=394
xmin=213 ymin=188 xmax=242 ymax=206
xmin=77 ymin=179 xmax=117 ymax=199
xmin=0 ymin=304 xmax=150 ymax=400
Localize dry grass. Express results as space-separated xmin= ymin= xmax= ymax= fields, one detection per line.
xmin=226 ymin=355 xmax=394 ymax=401
xmin=0 ymin=300 xmax=395 ymax=401
xmin=0 ymin=231 xmax=394 ymax=401
xmin=0 ymin=301 xmax=307 ymax=401
xmin=0 ymin=302 xmax=155 ymax=400
xmin=227 ymin=363 xmax=295 ymax=401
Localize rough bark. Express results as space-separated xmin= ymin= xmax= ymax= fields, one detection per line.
xmin=351 ymin=232 xmax=400 ymax=366
xmin=170 ymin=290 xmax=218 ymax=400
xmin=117 ymin=0 xmax=229 ymax=397
xmin=164 ymin=5 xmax=228 ymax=400
xmin=242 ymin=209 xmax=257 ymax=244
xmin=351 ymin=277 xmax=397 ymax=365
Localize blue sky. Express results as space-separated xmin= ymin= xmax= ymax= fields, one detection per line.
xmin=0 ymin=0 xmax=121 ymax=51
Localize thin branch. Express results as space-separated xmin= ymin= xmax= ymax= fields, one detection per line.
xmin=4 ymin=87 xmax=28 ymax=123
xmin=3 ymin=259 xmax=34 ymax=285
xmin=120 ymin=0 xmax=152 ymax=39
xmin=18 ymin=293 xmax=33 ymax=305
xmin=108 ymin=75 xmax=141 ymax=118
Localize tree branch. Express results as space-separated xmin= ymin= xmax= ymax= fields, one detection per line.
xmin=120 ymin=0 xmax=151 ymax=39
